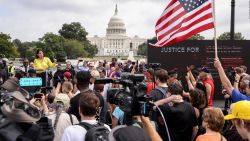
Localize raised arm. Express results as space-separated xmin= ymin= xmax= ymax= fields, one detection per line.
xmin=52 ymin=82 xmax=61 ymax=96
xmin=186 ymin=74 xmax=195 ymax=91
xmin=214 ymin=58 xmax=233 ymax=95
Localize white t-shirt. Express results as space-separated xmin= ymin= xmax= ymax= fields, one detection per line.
xmin=61 ymin=120 xmax=111 ymax=141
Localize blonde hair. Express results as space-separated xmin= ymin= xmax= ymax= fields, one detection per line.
xmin=62 ymin=82 xmax=73 ymax=94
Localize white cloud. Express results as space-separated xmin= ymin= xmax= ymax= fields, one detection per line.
xmin=0 ymin=0 xmax=249 ymax=41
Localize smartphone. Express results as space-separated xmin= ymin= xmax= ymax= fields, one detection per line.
xmin=34 ymin=93 xmax=43 ymax=99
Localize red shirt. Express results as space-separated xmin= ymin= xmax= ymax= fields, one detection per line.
xmin=147 ymin=82 xmax=155 ymax=95
xmin=202 ymin=79 xmax=214 ymax=106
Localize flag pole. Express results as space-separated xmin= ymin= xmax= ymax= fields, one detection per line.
xmin=212 ymin=0 xmax=218 ymax=58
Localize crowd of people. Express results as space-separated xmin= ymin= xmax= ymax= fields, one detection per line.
xmin=0 ymin=48 xmax=249 ymax=141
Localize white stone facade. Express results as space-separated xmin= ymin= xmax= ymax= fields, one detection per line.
xmin=88 ymin=5 xmax=146 ymax=56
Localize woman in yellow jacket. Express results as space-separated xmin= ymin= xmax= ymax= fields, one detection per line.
xmin=34 ymin=49 xmax=56 ymax=86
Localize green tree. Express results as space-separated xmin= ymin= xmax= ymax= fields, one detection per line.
xmin=0 ymin=33 xmax=19 ymax=58
xmin=38 ymin=33 xmax=66 ymax=61
xmin=59 ymin=22 xmax=88 ymax=42
xmin=63 ymin=39 xmax=88 ymax=59
xmin=59 ymin=22 xmax=97 ymax=57
xmin=83 ymin=40 xmax=98 ymax=58
xmin=187 ymin=34 xmax=205 ymax=40
xmin=218 ymin=32 xmax=245 ymax=40
xmin=137 ymin=42 xmax=147 ymax=56
xmin=13 ymin=39 xmax=30 ymax=58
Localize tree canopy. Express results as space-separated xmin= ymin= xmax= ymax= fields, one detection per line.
xmin=1 ymin=22 xmax=98 ymax=61
xmin=0 ymin=33 xmax=18 ymax=58
xmin=187 ymin=34 xmax=205 ymax=40
xmin=218 ymin=32 xmax=245 ymax=40
xmin=59 ymin=22 xmax=88 ymax=42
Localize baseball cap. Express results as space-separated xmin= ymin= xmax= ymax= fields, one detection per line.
xmin=63 ymin=71 xmax=72 ymax=79
xmin=54 ymin=94 xmax=70 ymax=109
xmin=224 ymin=101 xmax=250 ymax=120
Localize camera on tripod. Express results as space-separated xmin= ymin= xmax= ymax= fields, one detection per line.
xmin=95 ymin=73 xmax=152 ymax=117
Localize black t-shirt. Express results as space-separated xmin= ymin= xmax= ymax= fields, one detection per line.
xmin=68 ymin=90 xmax=106 ymax=121
xmin=160 ymin=102 xmax=198 ymax=141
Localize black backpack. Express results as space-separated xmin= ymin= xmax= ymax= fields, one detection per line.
xmin=78 ymin=122 xmax=110 ymax=141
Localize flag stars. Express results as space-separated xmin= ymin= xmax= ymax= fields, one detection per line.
xmin=178 ymin=0 xmax=208 ymax=12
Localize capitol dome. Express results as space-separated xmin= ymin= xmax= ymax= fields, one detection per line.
xmin=106 ymin=5 xmax=126 ymax=36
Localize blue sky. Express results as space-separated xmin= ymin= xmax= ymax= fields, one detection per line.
xmin=0 ymin=0 xmax=249 ymax=41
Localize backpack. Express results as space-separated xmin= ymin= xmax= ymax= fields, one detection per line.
xmin=78 ymin=122 xmax=110 ymax=141
xmin=152 ymin=87 xmax=169 ymax=101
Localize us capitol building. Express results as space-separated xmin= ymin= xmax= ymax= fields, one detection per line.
xmin=88 ymin=5 xmax=146 ymax=56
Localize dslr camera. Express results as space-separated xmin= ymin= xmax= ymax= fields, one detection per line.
xmin=95 ymin=73 xmax=152 ymax=117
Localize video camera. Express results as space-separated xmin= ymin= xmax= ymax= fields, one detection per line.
xmin=95 ymin=73 xmax=152 ymax=117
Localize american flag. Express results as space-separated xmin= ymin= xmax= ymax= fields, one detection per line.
xmin=153 ymin=0 xmax=214 ymax=47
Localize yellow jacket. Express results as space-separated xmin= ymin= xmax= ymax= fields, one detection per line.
xmin=34 ymin=57 xmax=56 ymax=72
